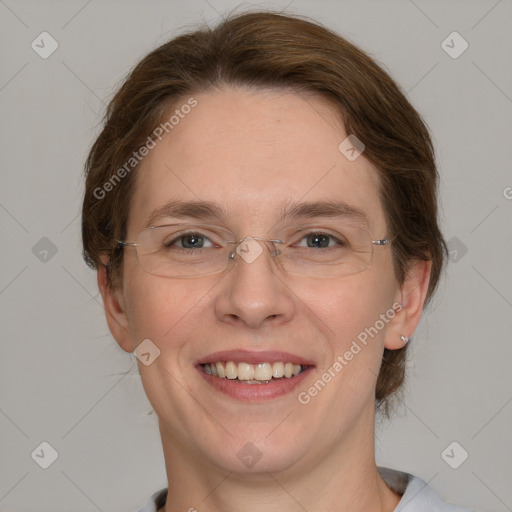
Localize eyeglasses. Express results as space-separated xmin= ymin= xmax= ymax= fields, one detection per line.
xmin=116 ymin=223 xmax=394 ymax=279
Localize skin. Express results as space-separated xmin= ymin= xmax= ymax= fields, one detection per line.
xmin=98 ymin=87 xmax=431 ymax=512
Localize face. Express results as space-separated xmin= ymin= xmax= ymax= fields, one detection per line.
xmin=107 ymin=87 xmax=411 ymax=476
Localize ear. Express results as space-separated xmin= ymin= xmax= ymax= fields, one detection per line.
xmin=97 ymin=255 xmax=134 ymax=353
xmin=384 ymin=259 xmax=432 ymax=350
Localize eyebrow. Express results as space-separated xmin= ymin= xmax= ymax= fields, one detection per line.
xmin=144 ymin=199 xmax=370 ymax=229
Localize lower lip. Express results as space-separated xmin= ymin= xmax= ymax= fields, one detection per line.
xmin=197 ymin=366 xmax=313 ymax=402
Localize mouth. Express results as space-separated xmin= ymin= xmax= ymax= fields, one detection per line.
xmin=201 ymin=361 xmax=307 ymax=383
xmin=196 ymin=351 xmax=314 ymax=402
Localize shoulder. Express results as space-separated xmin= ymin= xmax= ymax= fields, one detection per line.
xmin=402 ymin=474 xmax=475 ymax=512
xmin=378 ymin=466 xmax=476 ymax=512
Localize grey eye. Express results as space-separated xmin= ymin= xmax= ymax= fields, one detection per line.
xmin=296 ymin=232 xmax=344 ymax=249
xmin=305 ymin=233 xmax=330 ymax=248
xmin=163 ymin=233 xmax=214 ymax=249
xmin=179 ymin=234 xmax=205 ymax=248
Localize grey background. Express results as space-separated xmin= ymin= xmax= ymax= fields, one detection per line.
xmin=0 ymin=0 xmax=511 ymax=511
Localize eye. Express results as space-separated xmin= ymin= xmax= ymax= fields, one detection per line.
xmin=295 ymin=232 xmax=345 ymax=249
xmin=164 ymin=232 xmax=215 ymax=249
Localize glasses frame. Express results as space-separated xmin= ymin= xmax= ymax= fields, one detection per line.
xmin=116 ymin=223 xmax=395 ymax=279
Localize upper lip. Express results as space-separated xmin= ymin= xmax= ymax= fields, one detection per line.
xmin=195 ymin=350 xmax=315 ymax=366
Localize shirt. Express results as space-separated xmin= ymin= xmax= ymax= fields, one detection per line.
xmin=137 ymin=466 xmax=476 ymax=512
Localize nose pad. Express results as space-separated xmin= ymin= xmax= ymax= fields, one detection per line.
xmin=230 ymin=237 xmax=285 ymax=274
xmin=235 ymin=237 xmax=265 ymax=264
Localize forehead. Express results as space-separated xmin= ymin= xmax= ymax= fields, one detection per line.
xmin=128 ymin=87 xmax=385 ymax=235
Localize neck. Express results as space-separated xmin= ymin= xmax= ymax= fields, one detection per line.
xmin=158 ymin=406 xmax=401 ymax=512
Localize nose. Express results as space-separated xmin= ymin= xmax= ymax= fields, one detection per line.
xmin=213 ymin=238 xmax=296 ymax=329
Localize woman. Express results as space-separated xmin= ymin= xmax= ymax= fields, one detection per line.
xmin=81 ymin=10 xmax=475 ymax=512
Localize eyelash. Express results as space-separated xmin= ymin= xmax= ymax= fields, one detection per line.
xmin=164 ymin=231 xmax=347 ymax=250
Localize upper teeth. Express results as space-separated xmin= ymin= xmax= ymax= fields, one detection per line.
xmin=202 ymin=361 xmax=303 ymax=380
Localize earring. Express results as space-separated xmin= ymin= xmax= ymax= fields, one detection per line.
xmin=400 ymin=335 xmax=410 ymax=343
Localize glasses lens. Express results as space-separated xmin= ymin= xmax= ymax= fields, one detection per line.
xmin=131 ymin=223 xmax=381 ymax=279
xmin=135 ymin=224 xmax=234 ymax=278
xmin=277 ymin=225 xmax=374 ymax=277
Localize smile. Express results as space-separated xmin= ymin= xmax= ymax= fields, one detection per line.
xmin=196 ymin=351 xmax=314 ymax=401
xmin=201 ymin=361 xmax=306 ymax=383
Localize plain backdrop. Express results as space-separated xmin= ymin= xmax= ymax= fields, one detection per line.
xmin=0 ymin=1 xmax=511 ymax=511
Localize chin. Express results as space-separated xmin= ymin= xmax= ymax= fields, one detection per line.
xmin=193 ymin=429 xmax=313 ymax=476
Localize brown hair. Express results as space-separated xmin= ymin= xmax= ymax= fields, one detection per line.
xmin=81 ymin=10 xmax=448 ymax=418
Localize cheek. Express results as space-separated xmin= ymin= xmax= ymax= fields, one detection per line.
xmin=295 ymin=270 xmax=398 ymax=411
xmin=291 ymin=274 xmax=396 ymax=438
xmin=298 ymin=271 xmax=395 ymax=348
xmin=123 ymin=272 xmax=196 ymax=348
